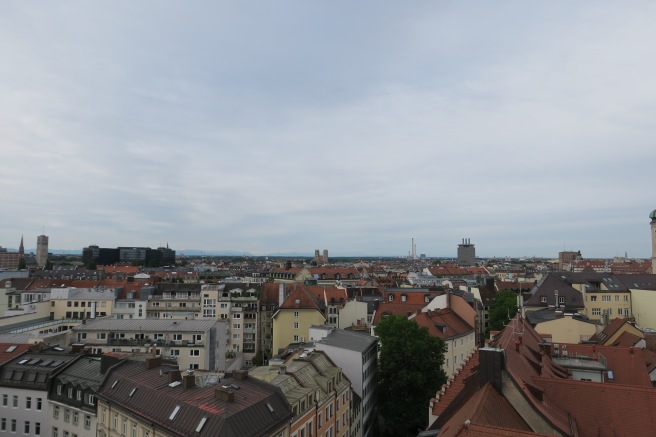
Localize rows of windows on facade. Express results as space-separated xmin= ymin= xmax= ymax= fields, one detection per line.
xmin=2 ymin=394 xmax=43 ymax=434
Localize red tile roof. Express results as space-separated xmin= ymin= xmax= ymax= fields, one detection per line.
xmin=431 ymin=350 xmax=479 ymax=418
xmin=534 ymin=377 xmax=656 ymax=437
xmin=413 ymin=309 xmax=474 ymax=341
xmin=589 ymin=318 xmax=637 ymax=344
xmin=453 ymin=424 xmax=550 ymax=437
xmin=552 ymin=343 xmax=652 ymax=387
xmin=0 ymin=343 xmax=31 ymax=365
xmin=372 ymin=302 xmax=425 ymax=325
xmin=437 ymin=383 xmax=533 ymax=437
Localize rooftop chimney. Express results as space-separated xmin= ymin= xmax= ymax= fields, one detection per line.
xmin=168 ymin=370 xmax=182 ymax=384
xmin=215 ymin=388 xmax=234 ymax=402
xmin=479 ymin=347 xmax=505 ymax=392
xmin=182 ymin=372 xmax=195 ymax=389
xmin=233 ymin=369 xmax=248 ymax=380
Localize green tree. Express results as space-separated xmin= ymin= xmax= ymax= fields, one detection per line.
xmin=18 ymin=257 xmax=26 ymax=270
xmin=375 ymin=316 xmax=447 ymax=436
xmin=45 ymin=259 xmax=53 ymax=270
xmin=488 ymin=290 xmax=519 ymax=332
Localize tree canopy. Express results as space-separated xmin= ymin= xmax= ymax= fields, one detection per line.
xmin=488 ymin=290 xmax=519 ymax=332
xmin=375 ymin=315 xmax=447 ymax=436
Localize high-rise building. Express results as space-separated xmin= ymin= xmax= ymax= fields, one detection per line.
xmin=650 ymin=208 xmax=656 ymax=274
xmin=457 ymin=238 xmax=476 ymax=266
xmin=36 ymin=234 xmax=49 ymax=268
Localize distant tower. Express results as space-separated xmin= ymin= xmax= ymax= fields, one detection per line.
xmin=457 ymin=238 xmax=476 ymax=267
xmin=36 ymin=234 xmax=49 ymax=268
xmin=650 ymin=209 xmax=656 ymax=274
xmin=18 ymin=235 xmax=24 ymax=258
xmin=323 ymin=249 xmax=329 ymax=264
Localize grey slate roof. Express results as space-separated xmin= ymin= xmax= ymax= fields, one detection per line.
xmin=73 ymin=318 xmax=219 ymax=332
xmin=54 ymin=356 xmax=104 ymax=390
xmin=98 ymin=360 xmax=292 ymax=437
xmin=316 ymin=328 xmax=377 ymax=352
xmin=0 ymin=352 xmax=79 ymax=390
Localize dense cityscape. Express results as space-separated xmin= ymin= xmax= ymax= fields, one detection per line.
xmin=0 ymin=210 xmax=654 ymax=436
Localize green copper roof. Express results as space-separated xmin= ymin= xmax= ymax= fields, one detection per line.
xmin=650 ymin=209 xmax=656 ymax=219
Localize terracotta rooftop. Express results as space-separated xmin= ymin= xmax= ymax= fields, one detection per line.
xmin=413 ymin=309 xmax=474 ymax=341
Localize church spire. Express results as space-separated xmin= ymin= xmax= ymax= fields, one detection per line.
xmin=18 ymin=235 xmax=24 ymax=257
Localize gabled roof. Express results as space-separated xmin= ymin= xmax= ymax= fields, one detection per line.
xmin=279 ymin=283 xmax=325 ymax=311
xmin=413 ymin=309 xmax=474 ymax=341
xmin=588 ymin=318 xmax=640 ymax=344
xmin=98 ymin=361 xmax=292 ymax=437
xmin=0 ymin=343 xmax=31 ymax=365
xmin=534 ymin=377 xmax=656 ymax=437
xmin=372 ymin=302 xmax=425 ymax=325
xmin=524 ymin=274 xmax=583 ymax=309
xmin=437 ymin=383 xmax=533 ymax=437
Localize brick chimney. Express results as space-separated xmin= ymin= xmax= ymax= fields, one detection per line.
xmin=168 ymin=370 xmax=182 ymax=384
xmin=215 ymin=388 xmax=234 ymax=402
xmin=233 ymin=369 xmax=248 ymax=380
xmin=183 ymin=371 xmax=195 ymax=389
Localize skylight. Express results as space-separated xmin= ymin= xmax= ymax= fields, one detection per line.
xmin=195 ymin=417 xmax=208 ymax=432
xmin=18 ymin=359 xmax=28 ymax=364
xmin=5 ymin=346 xmax=17 ymax=353
xmin=266 ymin=402 xmax=275 ymax=413
xmin=128 ymin=388 xmax=137 ymax=397
xmin=169 ymin=405 xmax=181 ymax=420
xmin=168 ymin=381 xmax=181 ymax=388
xmin=111 ymin=380 xmax=119 ymax=388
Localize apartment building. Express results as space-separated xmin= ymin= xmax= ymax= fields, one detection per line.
xmin=313 ymin=327 xmax=378 ymax=437
xmin=271 ymin=284 xmax=326 ymax=355
xmin=48 ymin=357 xmax=103 ymax=437
xmin=96 ymin=359 xmax=292 ymax=437
xmin=200 ymin=284 xmax=259 ymax=366
xmin=49 ymin=288 xmax=117 ymax=320
xmin=72 ymin=319 xmax=227 ymax=371
xmin=0 ymin=350 xmax=80 ymax=437
xmin=250 ymin=349 xmax=352 ymax=437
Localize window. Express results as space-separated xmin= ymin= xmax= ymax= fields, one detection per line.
xmin=2 ymin=393 xmax=6 ymax=406
xmin=558 ymin=296 xmax=565 ymax=304
xmin=602 ymin=295 xmax=611 ymax=302
xmin=53 ymin=427 xmax=58 ymax=437
xmin=388 ymin=294 xmax=394 ymax=302
xmin=73 ymin=411 xmax=79 ymax=425
xmin=294 ymin=335 xmax=299 ymax=342
xmin=173 ymin=334 xmax=182 ymax=341
xmin=25 ymin=421 xmax=30 ymax=434
xmin=190 ymin=349 xmax=200 ymax=356
xmin=233 ymin=323 xmax=241 ymax=329
xmin=76 ymin=390 xmax=82 ymax=401
xmin=615 ymin=295 xmax=620 ymax=301
xmin=294 ymin=322 xmax=299 ymax=329
xmin=113 ymin=414 xmax=118 ymax=430
xmin=1 ymin=418 xmax=5 ymax=431
xmin=12 ymin=395 xmax=18 ymax=407
xmin=122 ymin=418 xmax=127 ymax=435
xmin=84 ymin=415 xmax=91 ymax=429
xmin=26 ymin=397 xmax=32 ymax=409
xmin=540 ymin=296 xmax=547 ymax=303
xmin=37 ymin=398 xmax=42 ymax=410
xmin=590 ymin=295 xmax=597 ymax=302
xmin=88 ymin=395 xmax=95 ymax=406
xmin=592 ymin=308 xmax=601 ymax=316
xmin=10 ymin=419 xmax=16 ymax=432
xmin=64 ymin=408 xmax=70 ymax=422
xmin=132 ymin=423 xmax=137 ymax=437
xmin=294 ymin=311 xmax=299 ymax=317
xmin=233 ymin=313 xmax=241 ymax=319
xmin=624 ymin=295 xmax=629 ymax=301
xmin=53 ymin=406 xmax=60 ymax=419
xmin=68 ymin=387 xmax=74 ymax=398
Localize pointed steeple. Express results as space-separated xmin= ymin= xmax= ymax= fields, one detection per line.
xmin=18 ymin=235 xmax=24 ymax=257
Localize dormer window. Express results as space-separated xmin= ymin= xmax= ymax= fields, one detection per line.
xmin=558 ymin=297 xmax=565 ymax=304
xmin=388 ymin=294 xmax=394 ymax=302
xmin=540 ymin=296 xmax=547 ymax=303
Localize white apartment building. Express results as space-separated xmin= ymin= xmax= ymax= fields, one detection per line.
xmin=72 ymin=319 xmax=228 ymax=371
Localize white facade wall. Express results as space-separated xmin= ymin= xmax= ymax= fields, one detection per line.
xmin=0 ymin=388 xmax=47 ymax=436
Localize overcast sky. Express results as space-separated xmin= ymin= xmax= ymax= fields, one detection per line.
xmin=1 ymin=2 xmax=655 ymax=258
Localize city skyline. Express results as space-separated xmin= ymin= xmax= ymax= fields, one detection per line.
xmin=2 ymin=2 xmax=655 ymax=258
